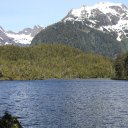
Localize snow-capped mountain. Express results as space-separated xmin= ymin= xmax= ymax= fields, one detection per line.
xmin=63 ymin=2 xmax=128 ymax=41
xmin=0 ymin=25 xmax=43 ymax=45
xmin=32 ymin=2 xmax=128 ymax=57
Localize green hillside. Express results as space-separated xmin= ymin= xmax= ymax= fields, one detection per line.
xmin=0 ymin=44 xmax=114 ymax=80
xmin=31 ymin=21 xmax=127 ymax=57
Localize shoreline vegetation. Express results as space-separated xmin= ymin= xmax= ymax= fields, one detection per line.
xmin=0 ymin=44 xmax=114 ymax=80
xmin=0 ymin=112 xmax=22 ymax=128
xmin=114 ymin=53 xmax=128 ymax=80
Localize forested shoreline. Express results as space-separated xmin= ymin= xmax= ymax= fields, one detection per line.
xmin=0 ymin=44 xmax=114 ymax=80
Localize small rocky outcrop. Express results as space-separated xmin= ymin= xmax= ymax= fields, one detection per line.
xmin=0 ymin=112 xmax=22 ymax=128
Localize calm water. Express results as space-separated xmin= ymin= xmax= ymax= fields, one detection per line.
xmin=0 ymin=79 xmax=128 ymax=128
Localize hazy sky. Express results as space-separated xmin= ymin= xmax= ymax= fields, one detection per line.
xmin=1 ymin=0 xmax=128 ymax=31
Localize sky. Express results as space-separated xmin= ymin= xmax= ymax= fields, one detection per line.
xmin=0 ymin=0 xmax=128 ymax=32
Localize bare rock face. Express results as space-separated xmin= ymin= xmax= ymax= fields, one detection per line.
xmin=18 ymin=25 xmax=43 ymax=37
xmin=109 ymin=6 xmax=126 ymax=14
xmin=0 ymin=27 xmax=15 ymax=45
xmin=89 ymin=9 xmax=112 ymax=26
xmin=106 ymin=13 xmax=120 ymax=25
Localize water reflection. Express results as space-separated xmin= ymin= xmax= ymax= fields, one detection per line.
xmin=0 ymin=80 xmax=128 ymax=127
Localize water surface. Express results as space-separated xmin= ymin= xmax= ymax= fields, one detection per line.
xmin=0 ymin=79 xmax=128 ymax=128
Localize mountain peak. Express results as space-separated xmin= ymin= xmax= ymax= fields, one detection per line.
xmin=63 ymin=2 xmax=128 ymax=41
xmin=33 ymin=25 xmax=43 ymax=29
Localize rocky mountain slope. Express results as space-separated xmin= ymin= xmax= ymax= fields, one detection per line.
xmin=32 ymin=2 xmax=128 ymax=57
xmin=0 ymin=25 xmax=43 ymax=45
xmin=63 ymin=2 xmax=128 ymax=41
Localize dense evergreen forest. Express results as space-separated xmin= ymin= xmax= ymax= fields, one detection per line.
xmin=114 ymin=52 xmax=128 ymax=80
xmin=0 ymin=44 xmax=114 ymax=80
xmin=32 ymin=21 xmax=127 ymax=58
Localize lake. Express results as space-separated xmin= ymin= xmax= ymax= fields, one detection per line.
xmin=0 ymin=79 xmax=128 ymax=128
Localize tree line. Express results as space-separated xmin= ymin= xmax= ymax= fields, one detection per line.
xmin=0 ymin=44 xmax=114 ymax=80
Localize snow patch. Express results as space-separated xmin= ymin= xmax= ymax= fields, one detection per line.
xmin=6 ymin=33 xmax=33 ymax=45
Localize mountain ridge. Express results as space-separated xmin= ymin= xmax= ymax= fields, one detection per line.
xmin=62 ymin=2 xmax=128 ymax=41
xmin=0 ymin=25 xmax=43 ymax=45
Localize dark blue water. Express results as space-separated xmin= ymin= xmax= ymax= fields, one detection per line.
xmin=0 ymin=79 xmax=128 ymax=128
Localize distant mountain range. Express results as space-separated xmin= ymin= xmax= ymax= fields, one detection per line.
xmin=0 ymin=25 xmax=43 ymax=46
xmin=32 ymin=2 xmax=128 ymax=57
xmin=1 ymin=2 xmax=128 ymax=57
